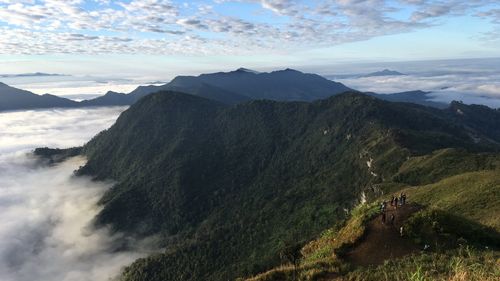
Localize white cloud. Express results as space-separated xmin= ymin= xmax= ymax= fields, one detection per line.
xmin=0 ymin=107 xmax=153 ymax=281
xmin=0 ymin=0 xmax=497 ymax=55
xmin=336 ymin=60 xmax=500 ymax=108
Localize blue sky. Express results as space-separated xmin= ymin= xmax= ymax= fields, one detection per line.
xmin=0 ymin=0 xmax=499 ymax=76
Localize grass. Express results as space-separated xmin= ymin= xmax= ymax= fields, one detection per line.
xmin=402 ymin=208 xmax=500 ymax=250
xmin=301 ymin=203 xmax=379 ymax=263
xmin=341 ymin=247 xmax=500 ymax=281
xmin=246 ymin=203 xmax=379 ymax=281
xmin=404 ymin=170 xmax=500 ymax=231
xmin=392 ymin=148 xmax=500 ymax=186
xmin=244 ymin=147 xmax=500 ymax=281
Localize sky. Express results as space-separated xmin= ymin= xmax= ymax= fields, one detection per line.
xmin=0 ymin=0 xmax=500 ymax=77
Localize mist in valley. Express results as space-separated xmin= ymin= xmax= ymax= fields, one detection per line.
xmin=0 ymin=106 xmax=146 ymax=281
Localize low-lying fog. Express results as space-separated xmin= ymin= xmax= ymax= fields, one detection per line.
xmin=0 ymin=106 xmax=146 ymax=281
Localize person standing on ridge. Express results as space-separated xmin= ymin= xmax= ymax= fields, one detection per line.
xmin=394 ymin=196 xmax=399 ymax=209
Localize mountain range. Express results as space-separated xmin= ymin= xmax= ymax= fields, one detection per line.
xmin=36 ymin=89 xmax=500 ymax=281
xmin=0 ymin=72 xmax=67 ymax=78
xmin=0 ymin=82 xmax=78 ymax=111
xmin=0 ymin=68 xmax=447 ymax=112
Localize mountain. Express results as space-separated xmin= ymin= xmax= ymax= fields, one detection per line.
xmin=123 ymin=68 xmax=353 ymax=103
xmin=193 ymin=68 xmax=353 ymax=101
xmin=79 ymin=91 xmax=135 ymax=106
xmin=165 ymin=76 xmax=251 ymax=104
xmin=369 ymin=90 xmax=448 ymax=109
xmin=0 ymin=68 xmax=491 ymax=114
xmin=55 ymin=91 xmax=500 ymax=281
xmin=0 ymin=69 xmax=461 ymax=112
xmin=327 ymin=69 xmax=406 ymax=79
xmin=361 ymin=69 xmax=406 ymax=77
xmin=0 ymin=82 xmax=78 ymax=111
xmin=0 ymin=69 xmax=353 ymax=112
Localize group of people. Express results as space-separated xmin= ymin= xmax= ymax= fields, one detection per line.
xmin=379 ymin=192 xmax=408 ymax=226
xmin=389 ymin=193 xmax=407 ymax=209
xmin=380 ymin=211 xmax=394 ymax=225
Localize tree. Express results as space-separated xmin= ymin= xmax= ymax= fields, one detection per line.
xmin=279 ymin=242 xmax=303 ymax=281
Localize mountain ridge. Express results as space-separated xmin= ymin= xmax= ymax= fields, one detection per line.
xmin=0 ymin=69 xmax=456 ymax=112
xmin=52 ymin=90 xmax=500 ymax=281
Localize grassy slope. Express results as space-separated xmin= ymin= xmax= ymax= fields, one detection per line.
xmin=392 ymin=148 xmax=500 ymax=186
xmin=343 ymin=248 xmax=500 ymax=281
xmin=406 ymin=170 xmax=500 ymax=230
xmin=245 ymin=149 xmax=500 ymax=281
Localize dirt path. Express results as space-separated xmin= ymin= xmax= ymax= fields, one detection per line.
xmin=345 ymin=203 xmax=422 ymax=267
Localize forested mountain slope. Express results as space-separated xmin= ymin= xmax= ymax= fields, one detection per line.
xmin=72 ymin=91 xmax=500 ymax=281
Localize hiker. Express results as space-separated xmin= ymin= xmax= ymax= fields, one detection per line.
xmin=381 ymin=212 xmax=386 ymax=224
xmin=402 ymin=193 xmax=407 ymax=205
xmin=394 ymin=196 xmax=399 ymax=209
xmin=390 ymin=214 xmax=395 ymax=225
xmin=399 ymin=193 xmax=404 ymax=206
xmin=380 ymin=201 xmax=387 ymax=212
xmin=390 ymin=196 xmax=395 ymax=206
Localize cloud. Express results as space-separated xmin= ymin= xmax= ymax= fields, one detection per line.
xmin=260 ymin=0 xmax=298 ymax=16
xmin=332 ymin=59 xmax=500 ymax=108
xmin=0 ymin=0 xmax=497 ymax=55
xmin=0 ymin=107 xmax=151 ymax=281
xmin=477 ymin=8 xmax=500 ymax=43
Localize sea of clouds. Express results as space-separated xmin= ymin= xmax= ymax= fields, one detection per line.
xmin=320 ymin=58 xmax=500 ymax=108
xmin=0 ymin=75 xmax=145 ymax=101
xmin=0 ymin=106 xmax=148 ymax=281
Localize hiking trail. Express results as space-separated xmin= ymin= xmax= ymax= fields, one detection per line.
xmin=345 ymin=203 xmax=422 ymax=267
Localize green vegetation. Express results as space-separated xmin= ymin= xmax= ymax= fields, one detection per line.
xmin=71 ymin=91 xmax=500 ymax=281
xmin=406 ymin=170 xmax=500 ymax=230
xmin=244 ymin=148 xmax=500 ymax=280
xmin=403 ymin=208 xmax=500 ymax=250
xmin=246 ymin=203 xmax=379 ymax=281
xmin=393 ymin=148 xmax=500 ymax=185
xmin=301 ymin=203 xmax=379 ymax=264
xmin=34 ymin=147 xmax=82 ymax=164
xmin=343 ymin=248 xmax=500 ymax=281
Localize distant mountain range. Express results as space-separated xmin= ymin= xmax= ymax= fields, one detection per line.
xmin=327 ymin=69 xmax=406 ymax=79
xmin=0 ymin=68 xmax=448 ymax=112
xmin=0 ymin=82 xmax=78 ymax=111
xmin=0 ymin=72 xmax=68 ymax=78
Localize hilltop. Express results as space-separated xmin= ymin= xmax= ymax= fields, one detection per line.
xmin=40 ymin=90 xmax=500 ymax=281
xmin=361 ymin=69 xmax=406 ymax=77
